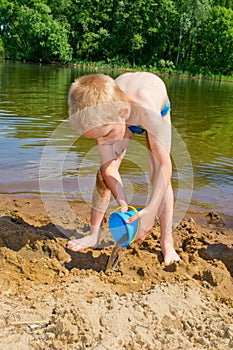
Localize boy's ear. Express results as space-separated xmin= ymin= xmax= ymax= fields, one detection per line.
xmin=119 ymin=106 xmax=130 ymax=120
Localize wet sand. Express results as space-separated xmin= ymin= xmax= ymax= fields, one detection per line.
xmin=0 ymin=196 xmax=232 ymax=350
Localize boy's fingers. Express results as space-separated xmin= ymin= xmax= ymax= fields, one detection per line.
xmin=119 ymin=204 xmax=128 ymax=213
xmin=118 ymin=200 xmax=128 ymax=213
xmin=120 ymin=206 xmax=128 ymax=213
xmin=134 ymin=229 xmax=152 ymax=243
xmin=126 ymin=212 xmax=140 ymax=223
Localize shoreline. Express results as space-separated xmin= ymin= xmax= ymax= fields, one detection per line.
xmin=1 ymin=193 xmax=232 ymax=229
xmin=2 ymin=59 xmax=233 ymax=83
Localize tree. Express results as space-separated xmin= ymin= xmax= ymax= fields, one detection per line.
xmin=0 ymin=0 xmax=72 ymax=62
xmin=108 ymin=0 xmax=176 ymax=67
xmin=173 ymin=0 xmax=212 ymax=70
xmin=0 ymin=0 xmax=233 ymax=76
xmin=193 ymin=6 xmax=233 ymax=75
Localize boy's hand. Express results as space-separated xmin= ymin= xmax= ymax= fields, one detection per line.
xmin=118 ymin=199 xmax=128 ymax=213
xmin=126 ymin=207 xmax=156 ymax=242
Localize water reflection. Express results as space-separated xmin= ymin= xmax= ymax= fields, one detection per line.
xmin=0 ymin=61 xmax=232 ymax=217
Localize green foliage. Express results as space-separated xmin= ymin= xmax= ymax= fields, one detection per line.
xmin=213 ymin=0 xmax=233 ymax=8
xmin=0 ymin=0 xmax=72 ymax=62
xmin=0 ymin=0 xmax=232 ymax=76
xmin=173 ymin=0 xmax=212 ymax=70
xmin=193 ymin=6 xmax=233 ymax=75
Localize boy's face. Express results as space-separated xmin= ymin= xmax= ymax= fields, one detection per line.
xmin=84 ymin=123 xmax=126 ymax=145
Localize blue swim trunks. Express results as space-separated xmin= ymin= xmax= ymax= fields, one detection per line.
xmin=160 ymin=99 xmax=171 ymax=117
xmin=128 ymin=99 xmax=171 ymax=134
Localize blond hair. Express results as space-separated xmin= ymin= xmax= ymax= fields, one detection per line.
xmin=68 ymin=74 xmax=129 ymax=134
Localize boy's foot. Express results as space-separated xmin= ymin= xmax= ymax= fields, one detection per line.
xmin=162 ymin=244 xmax=180 ymax=265
xmin=160 ymin=234 xmax=180 ymax=265
xmin=67 ymin=234 xmax=99 ymax=252
xmin=135 ymin=230 xmax=180 ymax=265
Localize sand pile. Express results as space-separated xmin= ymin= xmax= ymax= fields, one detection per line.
xmin=0 ymin=197 xmax=232 ymax=350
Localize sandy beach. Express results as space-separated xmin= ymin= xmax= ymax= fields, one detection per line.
xmin=0 ymin=195 xmax=232 ymax=350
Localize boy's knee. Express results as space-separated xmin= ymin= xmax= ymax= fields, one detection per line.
xmin=97 ymin=169 xmax=104 ymax=183
xmin=96 ymin=169 xmax=109 ymax=192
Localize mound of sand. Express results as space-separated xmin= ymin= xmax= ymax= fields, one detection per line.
xmin=0 ymin=197 xmax=232 ymax=350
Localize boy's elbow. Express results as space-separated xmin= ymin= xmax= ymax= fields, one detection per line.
xmin=161 ymin=158 xmax=172 ymax=181
xmin=100 ymin=161 xmax=117 ymax=178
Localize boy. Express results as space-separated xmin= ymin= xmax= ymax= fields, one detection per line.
xmin=67 ymin=72 xmax=180 ymax=265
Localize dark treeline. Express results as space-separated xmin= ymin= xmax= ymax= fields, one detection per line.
xmin=0 ymin=0 xmax=233 ymax=76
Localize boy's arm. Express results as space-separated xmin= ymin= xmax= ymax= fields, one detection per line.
xmin=89 ymin=147 xmax=128 ymax=235
xmin=101 ymin=158 xmax=128 ymax=211
xmin=126 ymin=101 xmax=172 ymax=237
xmin=97 ymin=143 xmax=129 ymax=211
xmin=132 ymin=88 xmax=172 ymax=215
xmin=126 ymin=132 xmax=172 ymax=235
xmin=146 ymin=131 xmax=172 ymax=214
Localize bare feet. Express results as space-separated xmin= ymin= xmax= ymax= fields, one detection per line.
xmin=67 ymin=233 xmax=99 ymax=252
xmin=160 ymin=234 xmax=180 ymax=265
xmin=135 ymin=230 xmax=180 ymax=265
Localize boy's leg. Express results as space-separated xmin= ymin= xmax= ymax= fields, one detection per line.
xmin=67 ymin=143 xmax=129 ymax=251
xmin=145 ymin=132 xmax=179 ymax=264
xmin=159 ymin=182 xmax=180 ymax=264
xmin=67 ymin=169 xmax=111 ymax=251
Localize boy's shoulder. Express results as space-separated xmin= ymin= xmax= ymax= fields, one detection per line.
xmin=115 ymin=71 xmax=165 ymax=90
xmin=115 ymin=72 xmax=167 ymax=100
xmin=116 ymin=71 xmax=163 ymax=83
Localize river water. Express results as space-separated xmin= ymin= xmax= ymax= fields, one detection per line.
xmin=0 ymin=61 xmax=232 ymax=220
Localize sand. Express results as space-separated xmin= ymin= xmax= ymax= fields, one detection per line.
xmin=0 ymin=196 xmax=232 ymax=350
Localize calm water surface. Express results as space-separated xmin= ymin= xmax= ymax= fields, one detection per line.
xmin=0 ymin=61 xmax=232 ymax=219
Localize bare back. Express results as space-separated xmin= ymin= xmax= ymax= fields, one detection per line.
xmin=115 ymin=72 xmax=168 ymax=115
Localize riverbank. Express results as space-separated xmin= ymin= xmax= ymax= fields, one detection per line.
xmin=1 ymin=58 xmax=233 ymax=82
xmin=68 ymin=62 xmax=233 ymax=82
xmin=0 ymin=195 xmax=232 ymax=349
